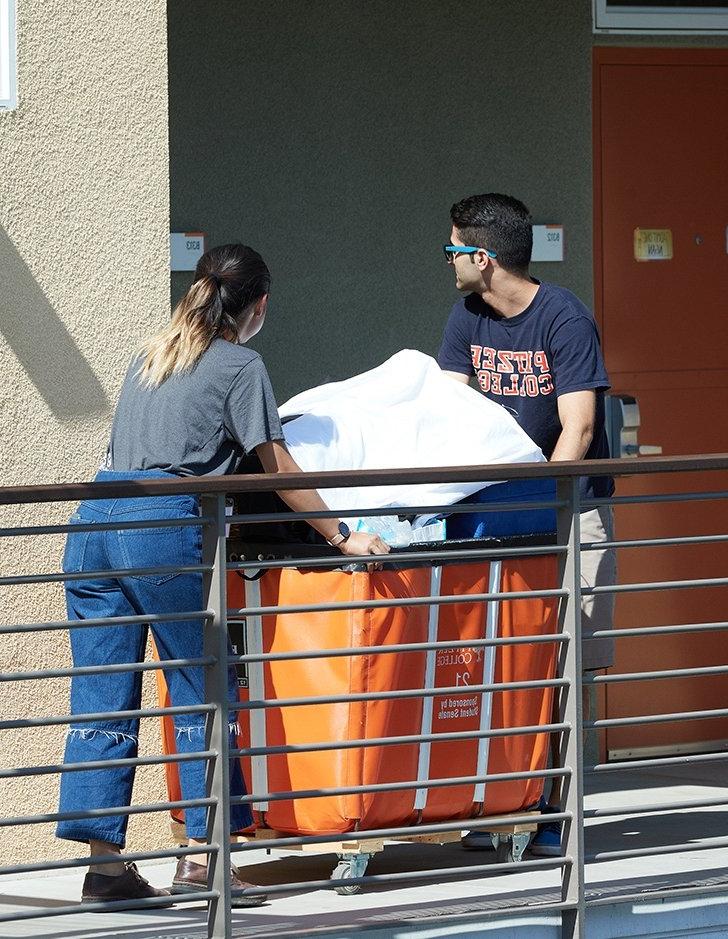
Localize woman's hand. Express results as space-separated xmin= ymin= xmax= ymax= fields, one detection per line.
xmin=339 ymin=531 xmax=390 ymax=559
xmin=254 ymin=441 xmax=392 ymax=567
xmin=255 ymin=440 xmax=389 ymax=570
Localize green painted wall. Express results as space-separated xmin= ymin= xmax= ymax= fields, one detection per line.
xmin=168 ymin=1 xmax=593 ymax=402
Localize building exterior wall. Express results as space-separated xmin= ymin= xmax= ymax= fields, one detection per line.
xmin=0 ymin=2 xmax=170 ymax=861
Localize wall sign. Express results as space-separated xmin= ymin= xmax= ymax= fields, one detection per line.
xmin=634 ymin=228 xmax=673 ymax=262
xmin=532 ymin=224 xmax=564 ymax=262
xmin=170 ymin=232 xmax=206 ymax=271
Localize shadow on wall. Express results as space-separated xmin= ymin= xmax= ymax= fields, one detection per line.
xmin=0 ymin=227 xmax=108 ymax=419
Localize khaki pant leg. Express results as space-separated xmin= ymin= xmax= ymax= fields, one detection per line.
xmin=580 ymin=505 xmax=617 ymax=671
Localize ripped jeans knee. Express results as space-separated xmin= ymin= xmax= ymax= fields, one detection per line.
xmin=67 ymin=726 xmax=139 ymax=746
xmin=173 ymin=714 xmax=241 ymax=744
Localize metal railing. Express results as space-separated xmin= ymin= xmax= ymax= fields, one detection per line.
xmin=1 ymin=454 xmax=728 ymax=939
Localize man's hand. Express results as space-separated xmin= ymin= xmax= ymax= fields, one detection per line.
xmin=550 ymin=390 xmax=596 ymax=462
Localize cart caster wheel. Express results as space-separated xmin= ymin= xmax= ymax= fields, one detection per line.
xmin=331 ymin=853 xmax=370 ymax=895
xmin=510 ymin=831 xmax=530 ymax=863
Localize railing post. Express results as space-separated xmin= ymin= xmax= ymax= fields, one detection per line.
xmin=201 ymin=493 xmax=232 ymax=939
xmin=556 ymin=477 xmax=585 ymax=938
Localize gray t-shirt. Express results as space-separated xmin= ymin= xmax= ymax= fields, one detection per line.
xmin=108 ymin=338 xmax=284 ymax=476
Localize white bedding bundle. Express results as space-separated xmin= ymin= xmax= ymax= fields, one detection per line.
xmin=280 ymin=350 xmax=544 ymax=513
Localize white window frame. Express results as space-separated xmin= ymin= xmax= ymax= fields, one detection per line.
xmin=593 ymin=0 xmax=728 ymax=33
xmin=0 ymin=0 xmax=17 ymax=110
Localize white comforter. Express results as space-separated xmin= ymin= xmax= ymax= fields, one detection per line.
xmin=280 ymin=349 xmax=544 ymax=512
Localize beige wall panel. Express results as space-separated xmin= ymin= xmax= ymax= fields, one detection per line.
xmin=1 ymin=2 xmax=171 ymax=862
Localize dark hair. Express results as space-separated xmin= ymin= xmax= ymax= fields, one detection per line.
xmin=138 ymin=243 xmax=270 ymax=386
xmin=450 ymin=193 xmax=533 ymax=273
xmin=193 ymin=243 xmax=271 ymax=328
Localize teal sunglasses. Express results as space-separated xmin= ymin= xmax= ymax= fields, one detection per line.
xmin=443 ymin=243 xmax=497 ymax=262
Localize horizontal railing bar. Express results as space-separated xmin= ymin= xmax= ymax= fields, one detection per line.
xmin=228 ymin=498 xmax=564 ymax=525
xmin=1 ymin=656 xmax=215 ymax=683
xmin=583 ymin=575 xmax=728 ymax=597
xmin=0 ymin=750 xmax=215 ymax=780
xmin=587 ymin=664 xmax=728 ymax=685
xmin=588 ymin=750 xmax=728 ymax=772
xmin=586 ymin=835 xmax=728 ymax=863
xmin=0 ymin=891 xmax=218 ymax=923
xmin=229 ymin=586 xmax=567 ymax=619
xmin=231 ymin=549 xmax=565 ymax=576
xmin=591 ymin=620 xmax=728 ymax=640
xmin=0 ymin=609 xmax=214 ymax=636
xmin=232 ymin=857 xmax=571 ymax=898
xmin=230 ymin=810 xmax=571 ymax=852
xmin=233 ymin=631 xmax=568 ymax=664
xmin=0 ymin=702 xmax=213 ymax=731
xmin=0 ymin=843 xmax=216 ymax=877
xmin=3 ymin=453 xmax=727 ymax=504
xmin=1 ymin=797 xmax=215 ymax=828
xmin=0 ymin=515 xmax=212 ymax=538
xmin=586 ymin=881 xmax=728 ymax=907
xmin=233 ymin=766 xmax=571 ymax=805
xmin=227 ymin=542 xmax=563 ymax=572
xmin=0 ymin=563 xmax=210 ymax=587
xmin=589 ymin=707 xmax=728 ymax=729
xmin=232 ymin=676 xmax=568 ymax=712
xmin=581 ymin=532 xmax=728 ymax=551
xmin=233 ymin=721 xmax=569 ymax=758
xmin=584 ymin=794 xmax=728 ymax=818
xmin=6 ymin=560 xmax=560 ymax=595
xmin=583 ymin=488 xmax=728 ymax=509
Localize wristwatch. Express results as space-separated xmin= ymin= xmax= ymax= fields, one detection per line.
xmin=327 ymin=521 xmax=351 ymax=547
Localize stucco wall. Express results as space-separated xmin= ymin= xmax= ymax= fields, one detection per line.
xmin=168 ymin=0 xmax=596 ymax=403
xmin=0 ymin=2 xmax=170 ymax=861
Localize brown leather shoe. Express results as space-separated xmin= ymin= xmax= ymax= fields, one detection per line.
xmin=172 ymin=857 xmax=266 ymax=907
xmin=81 ymin=862 xmax=174 ymax=908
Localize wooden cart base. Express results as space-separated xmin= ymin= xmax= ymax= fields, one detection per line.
xmin=171 ymin=812 xmax=540 ymax=896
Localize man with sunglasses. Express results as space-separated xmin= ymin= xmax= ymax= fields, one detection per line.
xmin=438 ymin=192 xmax=615 ymax=857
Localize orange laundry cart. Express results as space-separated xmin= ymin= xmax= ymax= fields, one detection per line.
xmin=156 ymin=542 xmax=559 ymax=849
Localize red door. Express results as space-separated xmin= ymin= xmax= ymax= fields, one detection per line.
xmin=594 ymin=48 xmax=728 ymax=758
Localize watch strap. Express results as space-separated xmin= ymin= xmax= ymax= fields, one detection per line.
xmin=328 ymin=522 xmax=351 ymax=547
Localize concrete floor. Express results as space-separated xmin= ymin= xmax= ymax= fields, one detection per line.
xmin=2 ymin=762 xmax=728 ymax=939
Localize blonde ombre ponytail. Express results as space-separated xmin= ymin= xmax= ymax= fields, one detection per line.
xmin=137 ymin=244 xmax=271 ymax=388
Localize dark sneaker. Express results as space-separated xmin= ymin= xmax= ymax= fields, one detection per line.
xmin=81 ymin=862 xmax=174 ymax=908
xmin=171 ymin=857 xmax=267 ymax=907
xmin=530 ymin=801 xmax=562 ymax=857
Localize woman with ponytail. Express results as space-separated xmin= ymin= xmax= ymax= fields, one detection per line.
xmin=57 ymin=244 xmax=388 ymax=908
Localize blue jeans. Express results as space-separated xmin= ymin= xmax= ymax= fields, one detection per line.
xmin=56 ymin=469 xmax=252 ymax=846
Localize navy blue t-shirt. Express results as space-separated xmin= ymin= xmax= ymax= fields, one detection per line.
xmin=437 ymin=282 xmax=614 ymax=500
